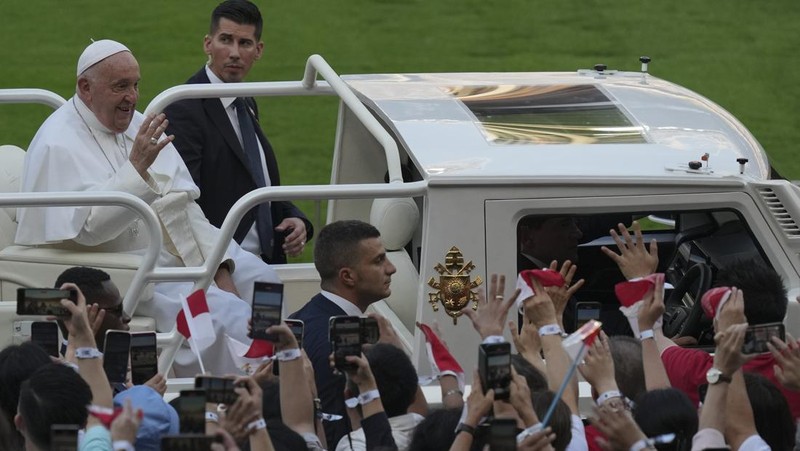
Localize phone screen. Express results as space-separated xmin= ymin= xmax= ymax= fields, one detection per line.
xmin=103 ymin=330 xmax=131 ymax=384
xmin=479 ymin=342 xmax=511 ymax=400
xmin=743 ymin=322 xmax=785 ymax=354
xmin=31 ymin=321 xmax=60 ymax=357
xmin=250 ymin=282 xmax=284 ymax=341
xmin=130 ymin=332 xmax=158 ymax=385
xmin=575 ymin=302 xmax=602 ymax=330
xmin=178 ymin=390 xmax=207 ymax=434
xmin=331 ymin=316 xmax=362 ymax=370
xmin=50 ymin=424 xmax=79 ymax=451
xmin=17 ymin=288 xmax=76 ymax=317
xmin=195 ymin=376 xmax=238 ymax=405
xmin=360 ymin=317 xmax=380 ymax=345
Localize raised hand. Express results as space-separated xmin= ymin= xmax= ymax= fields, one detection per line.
xmin=461 ymin=274 xmax=519 ymax=339
xmin=546 ymin=260 xmax=585 ymax=323
xmin=769 ymin=333 xmax=800 ymax=390
xmin=129 ymin=113 xmax=174 ymax=178
xmin=601 ymin=221 xmax=658 ymax=280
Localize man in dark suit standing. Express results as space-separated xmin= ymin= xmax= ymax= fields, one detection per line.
xmin=165 ymin=0 xmax=312 ymax=264
xmin=289 ymin=220 xmax=397 ymax=447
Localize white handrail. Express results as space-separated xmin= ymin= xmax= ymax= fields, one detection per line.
xmin=0 ymin=89 xmax=66 ymax=109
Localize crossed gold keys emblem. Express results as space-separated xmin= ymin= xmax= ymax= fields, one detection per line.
xmin=427 ymin=246 xmax=483 ymax=324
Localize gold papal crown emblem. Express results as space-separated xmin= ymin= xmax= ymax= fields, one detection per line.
xmin=427 ymin=246 xmax=483 ymax=324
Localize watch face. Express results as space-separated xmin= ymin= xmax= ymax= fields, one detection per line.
xmin=706 ymin=368 xmax=721 ymax=384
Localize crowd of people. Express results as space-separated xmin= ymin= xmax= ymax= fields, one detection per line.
xmin=4 ymin=0 xmax=800 ymax=450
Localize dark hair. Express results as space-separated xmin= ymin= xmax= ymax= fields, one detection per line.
xmin=17 ymin=364 xmax=92 ymax=450
xmin=0 ymin=342 xmax=53 ymax=420
xmin=511 ymin=354 xmax=548 ymax=392
xmin=408 ymin=408 xmax=461 ymax=451
xmin=210 ymin=0 xmax=263 ymax=40
xmin=54 ymin=266 xmax=111 ymax=301
xmin=744 ymin=373 xmax=795 ymax=451
xmin=314 ymin=220 xmax=381 ymax=283
xmin=608 ymin=335 xmax=646 ymax=402
xmin=713 ymin=259 xmax=787 ymax=325
xmin=364 ymin=343 xmax=418 ymax=417
xmin=532 ymin=391 xmax=572 ymax=451
xmin=633 ymin=388 xmax=697 ymax=451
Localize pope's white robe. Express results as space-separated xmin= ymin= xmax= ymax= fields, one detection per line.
xmin=15 ymin=96 xmax=280 ymax=375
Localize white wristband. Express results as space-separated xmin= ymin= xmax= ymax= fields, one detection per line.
xmin=482 ymin=335 xmax=506 ymax=344
xmin=538 ymin=324 xmax=563 ymax=337
xmin=358 ymin=389 xmax=381 ymax=405
xmin=113 ymin=440 xmax=135 ymax=451
xmin=596 ymin=390 xmax=623 ymax=406
xmin=75 ymin=347 xmax=103 ymax=359
xmin=630 ymin=439 xmax=653 ymax=451
xmin=246 ymin=418 xmax=267 ymax=432
xmin=275 ymin=348 xmax=302 ymax=362
xmin=205 ymin=411 xmax=219 ymax=423
xmin=516 ymin=422 xmax=544 ymax=444
xmin=639 ymin=329 xmax=655 ymax=341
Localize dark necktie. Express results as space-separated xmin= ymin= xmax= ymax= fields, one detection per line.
xmin=234 ymin=97 xmax=273 ymax=257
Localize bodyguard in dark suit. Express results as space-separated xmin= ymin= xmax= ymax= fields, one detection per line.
xmin=290 ymin=220 xmax=397 ymax=447
xmin=165 ymin=0 xmax=311 ymax=264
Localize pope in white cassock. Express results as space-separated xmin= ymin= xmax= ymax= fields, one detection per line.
xmin=15 ymin=39 xmax=280 ymax=375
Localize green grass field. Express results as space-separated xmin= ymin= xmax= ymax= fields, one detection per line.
xmin=1 ymin=0 xmax=799 ymax=253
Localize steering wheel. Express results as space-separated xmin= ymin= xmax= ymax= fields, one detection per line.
xmin=661 ymin=262 xmax=712 ymax=340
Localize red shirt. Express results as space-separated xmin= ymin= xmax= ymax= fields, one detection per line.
xmin=662 ymin=346 xmax=800 ymax=418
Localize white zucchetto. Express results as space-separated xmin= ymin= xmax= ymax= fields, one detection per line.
xmin=77 ymin=39 xmax=130 ymax=76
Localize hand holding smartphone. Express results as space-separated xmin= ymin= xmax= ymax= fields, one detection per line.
xmin=742 ymin=322 xmax=785 ymax=354
xmin=330 ymin=316 xmax=362 ymax=370
xmin=17 ymin=288 xmax=77 ymax=317
xmin=478 ymin=342 xmax=511 ymax=400
xmin=103 ymin=330 xmax=131 ymax=384
xmin=31 ymin=321 xmax=60 ymax=357
xmin=250 ymin=282 xmax=284 ymax=341
xmin=130 ymin=332 xmax=158 ymax=385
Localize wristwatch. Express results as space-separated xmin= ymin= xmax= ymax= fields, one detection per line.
xmin=706 ymin=367 xmax=732 ymax=385
xmin=455 ymin=422 xmax=476 ymax=436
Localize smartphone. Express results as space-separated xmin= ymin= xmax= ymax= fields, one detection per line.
xmin=103 ymin=330 xmax=131 ymax=385
xmin=178 ymin=390 xmax=207 ymax=434
xmin=479 ymin=342 xmax=511 ymax=401
xmin=250 ymin=282 xmax=284 ymax=341
xmin=742 ymin=322 xmax=785 ymax=354
xmin=330 ymin=316 xmax=362 ymax=370
xmin=195 ymin=376 xmax=239 ymax=405
xmin=130 ymin=331 xmax=158 ymax=386
xmin=50 ymin=424 xmax=79 ymax=451
xmin=489 ymin=418 xmax=518 ymax=451
xmin=31 ymin=321 xmax=60 ymax=357
xmin=16 ymin=288 xmax=77 ymax=317
xmin=575 ymin=302 xmax=602 ymax=330
xmin=273 ymin=319 xmax=305 ymax=376
xmin=161 ymin=434 xmax=220 ymax=451
xmin=361 ymin=317 xmax=380 ymax=345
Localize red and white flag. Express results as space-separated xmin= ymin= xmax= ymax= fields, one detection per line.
xmin=418 ymin=323 xmax=465 ymax=389
xmin=515 ymin=269 xmax=566 ymax=313
xmin=701 ymin=287 xmax=732 ymax=320
xmin=176 ymin=290 xmax=216 ymax=352
xmin=561 ymin=319 xmax=602 ymax=362
xmin=224 ymin=334 xmax=274 ymax=375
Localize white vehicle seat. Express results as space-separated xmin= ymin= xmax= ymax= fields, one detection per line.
xmin=0 ymin=145 xmax=25 ymax=251
xmin=368 ymin=197 xmax=420 ymax=335
xmin=785 ymin=297 xmax=800 ymax=340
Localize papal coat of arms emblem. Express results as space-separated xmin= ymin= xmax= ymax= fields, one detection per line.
xmin=427 ymin=246 xmax=483 ymax=324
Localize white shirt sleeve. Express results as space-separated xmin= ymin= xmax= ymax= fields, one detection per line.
xmin=566 ymin=414 xmax=588 ymax=451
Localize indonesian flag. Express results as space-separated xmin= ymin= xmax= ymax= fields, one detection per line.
xmin=224 ymin=334 xmax=274 ymax=375
xmin=418 ymin=323 xmax=464 ymax=389
xmin=561 ymin=319 xmax=602 ymax=362
xmin=614 ymin=274 xmax=669 ymax=336
xmin=701 ymin=287 xmax=732 ymax=320
xmin=515 ymin=269 xmax=566 ymax=313
xmin=176 ymin=290 xmax=215 ymax=352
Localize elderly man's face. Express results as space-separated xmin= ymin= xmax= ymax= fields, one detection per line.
xmin=204 ymin=18 xmax=263 ymax=83
xmin=80 ymin=52 xmax=140 ymax=133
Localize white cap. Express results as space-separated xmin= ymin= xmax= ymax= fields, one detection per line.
xmin=76 ymin=39 xmax=130 ymax=76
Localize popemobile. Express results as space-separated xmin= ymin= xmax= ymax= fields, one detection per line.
xmin=2 ymin=55 xmax=799 ymax=402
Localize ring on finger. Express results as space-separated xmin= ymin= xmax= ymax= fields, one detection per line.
xmin=149 ymin=137 xmax=158 ymax=145
xmin=495 ymin=295 xmax=503 ymax=300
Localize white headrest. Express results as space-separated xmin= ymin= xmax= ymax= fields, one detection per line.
xmin=370 ymin=198 xmax=419 ymax=251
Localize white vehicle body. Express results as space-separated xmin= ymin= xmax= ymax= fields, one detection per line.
xmin=1 ymin=56 xmax=799 ymax=402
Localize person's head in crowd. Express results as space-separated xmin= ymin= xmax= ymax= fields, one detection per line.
xmin=55 ymin=266 xmax=130 ymax=348
xmin=518 ymin=215 xmax=583 ymax=265
xmin=532 ymin=391 xmax=572 ymax=451
xmin=407 ymin=408 xmax=461 ymax=451
xmin=15 ymin=363 xmax=92 ymax=451
xmin=315 ymin=220 xmax=396 ymax=311
xmin=713 ymin=259 xmax=787 ymax=326
xmin=0 ymin=342 xmax=52 ymax=423
xmin=114 ymin=385 xmax=179 ymax=451
xmin=608 ymin=335 xmax=646 ymax=403
xmin=744 ymin=373 xmax=796 ymax=451
xmin=351 ymin=343 xmax=418 ymax=418
xmin=205 ymin=0 xmax=263 ymax=83
xmin=511 ymin=354 xmax=548 ymax=392
xmin=75 ymin=40 xmax=138 ymax=133
xmin=0 ymin=409 xmax=19 ymax=451
xmin=633 ymin=388 xmax=697 ymax=451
